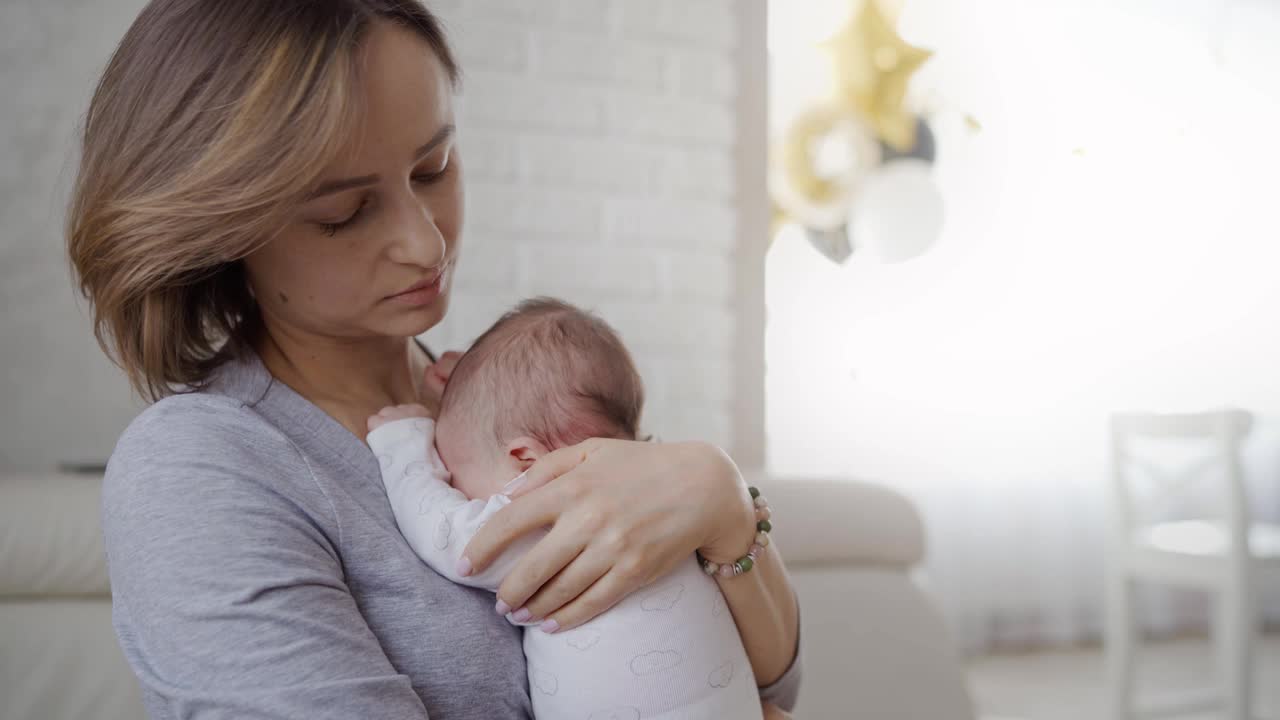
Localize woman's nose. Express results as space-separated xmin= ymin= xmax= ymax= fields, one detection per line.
xmin=387 ymin=199 xmax=447 ymax=268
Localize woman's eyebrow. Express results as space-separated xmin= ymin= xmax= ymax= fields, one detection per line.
xmin=307 ymin=124 xmax=457 ymax=200
xmin=413 ymin=123 xmax=455 ymax=163
xmin=307 ymin=174 xmax=378 ymax=200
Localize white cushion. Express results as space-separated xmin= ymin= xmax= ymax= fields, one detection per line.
xmin=0 ymin=472 xmax=928 ymax=596
xmin=0 ymin=474 xmax=110 ymax=597
xmin=0 ymin=600 xmax=143 ymax=720
xmin=750 ymin=474 xmax=926 ymax=569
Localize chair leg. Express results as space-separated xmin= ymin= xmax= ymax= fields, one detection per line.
xmin=1213 ymin=584 xmax=1256 ymax=720
xmin=1106 ymin=572 xmax=1138 ymax=720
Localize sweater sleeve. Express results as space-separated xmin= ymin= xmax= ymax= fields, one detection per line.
xmin=756 ymin=617 xmax=803 ymax=711
xmin=102 ymin=397 xmax=431 ymax=720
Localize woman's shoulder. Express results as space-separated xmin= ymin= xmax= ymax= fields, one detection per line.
xmin=117 ymin=390 xmax=289 ymax=459
xmin=105 ymin=390 xmax=317 ymax=520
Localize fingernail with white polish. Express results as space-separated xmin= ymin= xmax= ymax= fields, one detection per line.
xmin=495 ymin=599 xmax=511 ymax=616
xmin=539 ymin=619 xmax=559 ymax=634
xmin=456 ymin=557 xmax=472 ymax=577
xmin=502 ymin=471 xmax=528 ymax=496
xmin=511 ymin=607 xmax=532 ymax=623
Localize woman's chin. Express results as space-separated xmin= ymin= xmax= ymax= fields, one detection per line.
xmin=384 ymin=293 xmax=450 ymax=338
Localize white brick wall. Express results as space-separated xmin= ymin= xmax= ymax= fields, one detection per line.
xmin=0 ymin=0 xmax=151 ymax=471
xmin=0 ymin=0 xmax=761 ymax=469
xmin=429 ymin=0 xmax=747 ymax=449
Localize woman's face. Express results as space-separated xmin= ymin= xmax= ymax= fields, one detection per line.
xmin=245 ymin=21 xmax=463 ymax=343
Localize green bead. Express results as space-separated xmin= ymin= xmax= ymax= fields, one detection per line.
xmin=757 ymin=519 xmax=772 ymax=533
xmin=737 ymin=557 xmax=754 ymax=573
xmin=748 ymin=486 xmax=760 ymax=499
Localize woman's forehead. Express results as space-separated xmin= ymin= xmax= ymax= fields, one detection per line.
xmin=339 ymin=21 xmax=455 ymax=168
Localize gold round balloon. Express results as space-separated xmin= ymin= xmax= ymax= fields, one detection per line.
xmin=769 ymin=102 xmax=881 ymax=232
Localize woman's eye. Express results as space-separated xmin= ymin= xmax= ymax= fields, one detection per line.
xmin=411 ymin=170 xmax=446 ymax=185
xmin=412 ymin=153 xmax=451 ymax=185
xmin=318 ymin=201 xmax=367 ymax=236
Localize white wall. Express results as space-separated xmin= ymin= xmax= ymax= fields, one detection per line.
xmin=429 ymin=0 xmax=757 ymax=455
xmin=0 ymin=0 xmax=151 ymax=472
xmin=0 ymin=0 xmax=765 ymax=471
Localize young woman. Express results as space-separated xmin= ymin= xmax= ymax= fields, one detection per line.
xmin=68 ymin=2 xmax=800 ymax=717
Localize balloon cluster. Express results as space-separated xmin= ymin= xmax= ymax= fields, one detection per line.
xmin=769 ymin=0 xmax=944 ymax=265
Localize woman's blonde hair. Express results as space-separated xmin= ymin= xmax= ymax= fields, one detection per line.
xmin=67 ymin=0 xmax=459 ymax=400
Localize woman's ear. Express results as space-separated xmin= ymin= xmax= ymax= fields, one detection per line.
xmin=507 ymin=436 xmax=549 ymax=470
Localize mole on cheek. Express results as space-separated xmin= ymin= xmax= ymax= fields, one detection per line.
xmin=278 ymin=292 xmax=289 ymax=304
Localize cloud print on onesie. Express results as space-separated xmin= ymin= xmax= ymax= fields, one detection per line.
xmin=629 ymin=650 xmax=683 ymax=676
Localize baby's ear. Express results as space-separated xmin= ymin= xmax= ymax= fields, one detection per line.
xmin=506 ymin=436 xmax=549 ymax=468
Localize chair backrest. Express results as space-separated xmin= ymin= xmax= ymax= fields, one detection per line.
xmin=1109 ymin=409 xmax=1254 ymax=556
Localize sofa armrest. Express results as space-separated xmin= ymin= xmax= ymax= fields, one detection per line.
xmin=745 ymin=473 xmax=925 ymax=569
xmin=0 ymin=474 xmax=110 ymax=597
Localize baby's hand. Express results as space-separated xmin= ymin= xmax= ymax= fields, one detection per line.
xmin=424 ymin=350 xmax=463 ymax=398
xmin=367 ymin=403 xmax=431 ymax=433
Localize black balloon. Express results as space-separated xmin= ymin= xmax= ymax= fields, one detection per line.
xmin=879 ymin=116 xmax=935 ymax=165
xmin=805 ymin=225 xmax=854 ymax=265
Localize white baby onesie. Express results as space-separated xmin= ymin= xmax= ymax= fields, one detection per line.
xmin=368 ymin=418 xmax=763 ymax=720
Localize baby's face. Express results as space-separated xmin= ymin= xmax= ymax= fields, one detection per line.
xmin=434 ymin=415 xmax=526 ymax=501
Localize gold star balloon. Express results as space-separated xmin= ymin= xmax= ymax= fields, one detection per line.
xmin=821 ymin=0 xmax=933 ymax=150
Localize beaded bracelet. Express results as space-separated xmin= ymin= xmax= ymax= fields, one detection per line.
xmin=697 ymin=486 xmax=772 ymax=578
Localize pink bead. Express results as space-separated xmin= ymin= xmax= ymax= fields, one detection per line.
xmin=718 ymin=564 xmax=736 ymax=578
xmin=755 ymin=506 xmax=772 ymax=521
xmin=749 ymin=544 xmax=765 ymax=557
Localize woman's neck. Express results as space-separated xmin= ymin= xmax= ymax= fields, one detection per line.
xmin=256 ymin=320 xmax=429 ymax=438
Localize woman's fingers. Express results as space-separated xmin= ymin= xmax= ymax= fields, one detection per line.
xmin=463 ymin=481 xmax=568 ymax=572
xmin=512 ymin=542 xmax=613 ymax=621
xmin=492 ymin=523 xmax=587 ymax=613
xmin=503 ymin=440 xmax=594 ymax=500
xmin=537 ymin=566 xmax=638 ymax=633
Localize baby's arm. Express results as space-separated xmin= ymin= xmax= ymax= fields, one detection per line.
xmin=367 ymin=416 xmax=525 ymax=592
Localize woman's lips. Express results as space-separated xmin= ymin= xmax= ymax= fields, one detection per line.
xmin=388 ymin=273 xmax=444 ymax=307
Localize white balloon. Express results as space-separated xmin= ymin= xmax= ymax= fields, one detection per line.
xmin=850 ymin=159 xmax=944 ymax=264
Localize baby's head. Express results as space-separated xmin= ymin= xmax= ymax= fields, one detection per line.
xmin=435 ymin=298 xmax=645 ymax=500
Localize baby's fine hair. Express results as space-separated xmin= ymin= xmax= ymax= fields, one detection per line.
xmin=438 ymin=297 xmax=645 ymax=450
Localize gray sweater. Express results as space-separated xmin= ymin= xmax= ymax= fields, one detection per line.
xmin=101 ymin=351 xmax=800 ymax=719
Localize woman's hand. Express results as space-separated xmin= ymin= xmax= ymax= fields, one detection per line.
xmin=459 ymin=438 xmax=758 ymax=630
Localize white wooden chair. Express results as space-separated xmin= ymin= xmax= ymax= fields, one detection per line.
xmin=1107 ymin=409 xmax=1280 ymax=720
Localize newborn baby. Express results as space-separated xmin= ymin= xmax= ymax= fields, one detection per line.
xmin=367 ymin=298 xmax=761 ymax=720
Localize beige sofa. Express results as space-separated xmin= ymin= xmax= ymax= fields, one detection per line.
xmin=0 ymin=472 xmax=974 ymax=720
